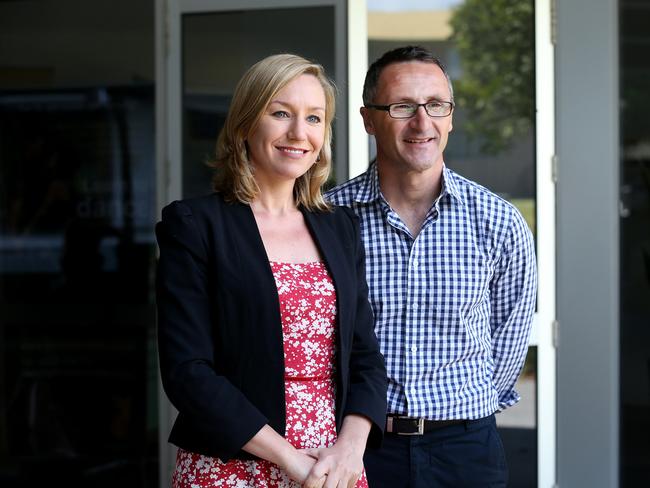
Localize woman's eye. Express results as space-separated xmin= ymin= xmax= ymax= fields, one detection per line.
xmin=307 ymin=115 xmax=322 ymax=123
xmin=272 ymin=111 xmax=290 ymax=118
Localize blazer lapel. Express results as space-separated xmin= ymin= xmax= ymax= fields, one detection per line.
xmin=302 ymin=210 xmax=352 ymax=350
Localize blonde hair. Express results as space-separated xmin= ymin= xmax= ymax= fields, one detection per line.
xmin=210 ymin=53 xmax=336 ymax=211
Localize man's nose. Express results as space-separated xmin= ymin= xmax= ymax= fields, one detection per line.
xmin=409 ymin=105 xmax=430 ymax=127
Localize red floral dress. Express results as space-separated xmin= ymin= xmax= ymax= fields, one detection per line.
xmin=172 ymin=261 xmax=368 ymax=487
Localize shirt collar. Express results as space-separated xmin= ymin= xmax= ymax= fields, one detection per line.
xmin=440 ymin=163 xmax=464 ymax=206
xmin=353 ymin=160 xmax=464 ymax=206
xmin=352 ymin=160 xmax=382 ymax=204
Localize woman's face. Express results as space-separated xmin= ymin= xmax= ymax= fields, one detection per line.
xmin=247 ymin=74 xmax=326 ymax=186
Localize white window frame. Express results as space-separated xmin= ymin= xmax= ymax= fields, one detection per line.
xmin=533 ymin=0 xmax=556 ymax=486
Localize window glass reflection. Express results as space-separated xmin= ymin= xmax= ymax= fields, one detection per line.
xmin=182 ymin=8 xmax=336 ymax=199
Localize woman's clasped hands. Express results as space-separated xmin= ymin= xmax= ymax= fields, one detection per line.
xmin=298 ymin=415 xmax=370 ymax=488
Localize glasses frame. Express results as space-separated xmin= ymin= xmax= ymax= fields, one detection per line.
xmin=365 ymin=101 xmax=455 ymax=119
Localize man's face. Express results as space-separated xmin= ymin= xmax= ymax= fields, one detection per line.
xmin=361 ymin=61 xmax=453 ymax=174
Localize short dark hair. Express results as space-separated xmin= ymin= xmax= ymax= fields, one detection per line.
xmin=362 ymin=45 xmax=454 ymax=105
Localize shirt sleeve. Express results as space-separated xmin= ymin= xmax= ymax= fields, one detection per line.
xmin=489 ymin=207 xmax=538 ymax=410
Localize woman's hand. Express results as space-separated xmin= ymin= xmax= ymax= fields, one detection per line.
xmin=242 ymin=425 xmax=324 ymax=485
xmin=302 ymin=442 xmax=363 ymax=488
xmin=302 ymin=414 xmax=371 ymax=488
xmin=278 ymin=449 xmax=324 ymax=486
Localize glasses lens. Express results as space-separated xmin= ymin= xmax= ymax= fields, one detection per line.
xmin=425 ymin=102 xmax=450 ymax=116
xmin=389 ymin=103 xmax=417 ymax=118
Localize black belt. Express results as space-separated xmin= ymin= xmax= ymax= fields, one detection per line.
xmin=386 ymin=415 xmax=466 ymax=435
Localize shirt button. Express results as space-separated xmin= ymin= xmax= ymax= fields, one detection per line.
xmin=411 ymin=387 xmax=417 ymax=394
xmin=412 ymin=303 xmax=418 ymax=310
xmin=411 ymin=345 xmax=417 ymax=353
xmin=412 ymin=259 xmax=419 ymax=268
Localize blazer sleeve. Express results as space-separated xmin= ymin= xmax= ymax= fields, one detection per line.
xmin=155 ymin=200 xmax=267 ymax=460
xmin=339 ymin=207 xmax=388 ymax=447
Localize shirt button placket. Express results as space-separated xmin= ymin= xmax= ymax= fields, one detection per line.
xmin=406 ymin=248 xmax=421 ymax=413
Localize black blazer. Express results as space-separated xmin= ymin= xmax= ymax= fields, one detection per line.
xmin=155 ymin=193 xmax=387 ymax=461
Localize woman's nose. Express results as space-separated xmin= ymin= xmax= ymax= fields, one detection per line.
xmin=288 ymin=119 xmax=307 ymax=140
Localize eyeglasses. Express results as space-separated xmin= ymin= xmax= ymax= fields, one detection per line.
xmin=365 ymin=101 xmax=454 ymax=119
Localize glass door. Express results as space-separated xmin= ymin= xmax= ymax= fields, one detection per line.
xmin=156 ymin=0 xmax=350 ymax=484
xmin=364 ymin=0 xmax=556 ymax=485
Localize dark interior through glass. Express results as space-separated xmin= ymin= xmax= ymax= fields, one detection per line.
xmin=619 ymin=0 xmax=650 ymax=485
xmin=0 ymin=1 xmax=158 ymax=486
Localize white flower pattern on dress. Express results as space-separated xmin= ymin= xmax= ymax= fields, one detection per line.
xmin=172 ymin=261 xmax=368 ymax=488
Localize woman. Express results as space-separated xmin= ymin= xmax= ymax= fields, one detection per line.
xmin=156 ymin=53 xmax=387 ymax=488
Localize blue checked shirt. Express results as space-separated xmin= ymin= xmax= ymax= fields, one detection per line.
xmin=326 ymin=162 xmax=537 ymax=420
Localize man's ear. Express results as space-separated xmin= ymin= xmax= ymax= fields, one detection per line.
xmin=360 ymin=107 xmax=375 ymax=135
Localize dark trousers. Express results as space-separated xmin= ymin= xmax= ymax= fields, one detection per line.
xmin=364 ymin=414 xmax=508 ymax=488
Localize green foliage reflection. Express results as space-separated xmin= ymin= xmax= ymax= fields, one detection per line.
xmin=450 ymin=0 xmax=535 ymax=154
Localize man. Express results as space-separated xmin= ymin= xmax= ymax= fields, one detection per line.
xmin=326 ymin=45 xmax=537 ymax=487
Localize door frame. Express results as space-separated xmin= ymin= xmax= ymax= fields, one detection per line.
xmin=156 ymin=1 xmax=557 ymax=486
xmin=533 ymin=0 xmax=556 ymax=486
xmin=155 ymin=1 xmax=354 ymax=484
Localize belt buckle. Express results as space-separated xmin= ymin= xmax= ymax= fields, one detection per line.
xmin=403 ymin=417 xmax=424 ymax=436
xmin=395 ymin=416 xmax=424 ymax=436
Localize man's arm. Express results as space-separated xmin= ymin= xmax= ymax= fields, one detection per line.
xmin=490 ymin=208 xmax=538 ymax=410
